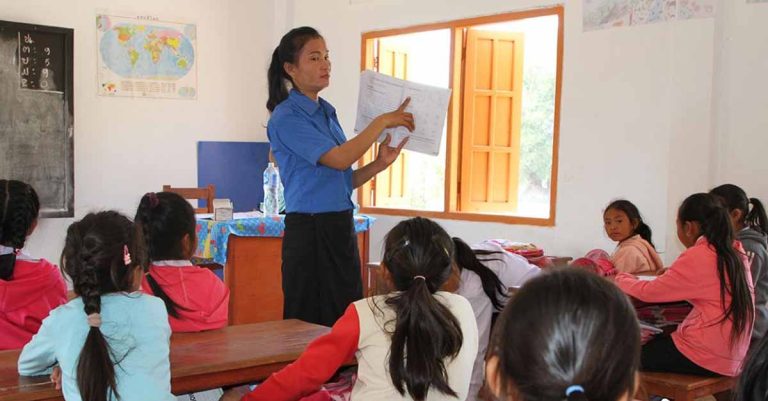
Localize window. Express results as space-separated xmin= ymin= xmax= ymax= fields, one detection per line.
xmin=358 ymin=6 xmax=563 ymax=225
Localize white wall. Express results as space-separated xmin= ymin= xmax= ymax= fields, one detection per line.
xmin=9 ymin=0 xmax=766 ymax=266
xmin=1 ymin=0 xmax=275 ymax=263
xmin=713 ymin=0 xmax=768 ymax=204
xmin=284 ymin=0 xmax=718 ymax=263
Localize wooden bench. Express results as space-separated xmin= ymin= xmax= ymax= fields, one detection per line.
xmin=640 ymin=372 xmax=736 ymax=401
xmin=0 ymin=319 xmax=336 ymax=401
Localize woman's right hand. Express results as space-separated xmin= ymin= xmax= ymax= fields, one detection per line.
xmin=377 ymin=97 xmax=415 ymax=131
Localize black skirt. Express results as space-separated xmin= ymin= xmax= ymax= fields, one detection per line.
xmin=282 ymin=210 xmax=363 ymax=327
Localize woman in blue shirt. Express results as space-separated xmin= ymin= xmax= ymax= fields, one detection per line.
xmin=267 ymin=26 xmax=414 ymax=326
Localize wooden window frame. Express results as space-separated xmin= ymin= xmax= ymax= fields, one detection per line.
xmin=357 ymin=6 xmax=564 ymax=227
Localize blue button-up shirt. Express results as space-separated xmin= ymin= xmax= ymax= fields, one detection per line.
xmin=267 ymin=89 xmax=354 ymax=213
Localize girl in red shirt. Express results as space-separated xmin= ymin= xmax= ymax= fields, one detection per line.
xmin=135 ymin=192 xmax=229 ymax=332
xmin=0 ymin=180 xmax=66 ymax=350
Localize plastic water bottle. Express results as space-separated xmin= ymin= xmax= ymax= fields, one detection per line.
xmin=263 ymin=162 xmax=280 ymax=216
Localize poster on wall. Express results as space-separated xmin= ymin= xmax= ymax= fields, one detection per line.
xmin=584 ymin=0 xmax=715 ymax=31
xmin=96 ymin=14 xmax=197 ymax=99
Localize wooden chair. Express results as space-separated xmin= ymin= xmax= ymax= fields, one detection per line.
xmin=639 ymin=372 xmax=735 ymax=401
xmin=162 ymin=184 xmax=215 ymax=214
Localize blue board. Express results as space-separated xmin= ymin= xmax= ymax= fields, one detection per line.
xmin=197 ymin=141 xmax=270 ymax=213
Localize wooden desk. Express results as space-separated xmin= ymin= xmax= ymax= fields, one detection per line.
xmin=225 ymin=231 xmax=370 ymax=324
xmin=0 ymin=320 xmax=331 ymax=401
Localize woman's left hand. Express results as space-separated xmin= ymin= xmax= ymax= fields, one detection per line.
xmin=376 ymin=134 xmax=409 ymax=168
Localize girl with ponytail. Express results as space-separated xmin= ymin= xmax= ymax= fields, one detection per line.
xmin=711 ymin=184 xmax=768 ymax=347
xmin=615 ymin=193 xmax=755 ymax=377
xmin=603 ymin=199 xmax=664 ymax=273
xmin=135 ymin=191 xmax=229 ymax=332
xmin=452 ymin=238 xmax=540 ymax=401
xmin=486 ymin=269 xmax=640 ymax=401
xmin=0 ymin=179 xmax=66 ymax=350
xmin=18 ymin=211 xmax=175 ymax=401
xmin=231 ymin=217 xmax=478 ymax=401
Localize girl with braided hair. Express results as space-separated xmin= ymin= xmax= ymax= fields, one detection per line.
xmin=0 ymin=179 xmax=66 ymax=350
xmin=135 ymin=191 xmax=229 ymax=332
xmin=18 ymin=211 xmax=174 ymax=401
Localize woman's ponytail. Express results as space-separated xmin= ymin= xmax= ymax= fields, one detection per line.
xmin=267 ymin=46 xmax=289 ymax=113
xmin=747 ymin=198 xmax=768 ymax=235
xmin=386 ymin=277 xmax=463 ymax=401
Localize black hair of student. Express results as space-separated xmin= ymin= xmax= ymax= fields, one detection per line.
xmin=266 ymin=26 xmax=322 ymax=113
xmin=382 ymin=217 xmax=463 ymax=401
xmin=710 ymin=184 xmax=768 ymax=235
xmin=678 ymin=193 xmax=754 ymax=344
xmin=452 ymin=237 xmax=508 ymax=310
xmin=0 ymin=180 xmax=40 ymax=281
xmin=61 ymin=211 xmax=143 ymax=401
xmin=487 ymin=268 xmax=640 ymax=401
xmin=735 ymin=334 xmax=768 ymax=401
xmin=605 ymin=199 xmax=655 ymax=248
xmin=134 ymin=192 xmax=196 ymax=318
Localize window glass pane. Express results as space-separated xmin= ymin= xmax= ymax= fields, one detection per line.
xmin=376 ymin=30 xmax=450 ymax=212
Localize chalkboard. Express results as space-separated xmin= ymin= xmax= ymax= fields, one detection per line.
xmin=0 ymin=20 xmax=74 ymax=217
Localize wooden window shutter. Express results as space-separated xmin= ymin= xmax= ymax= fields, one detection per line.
xmin=373 ymin=43 xmax=409 ymax=208
xmin=460 ymin=30 xmax=524 ymax=213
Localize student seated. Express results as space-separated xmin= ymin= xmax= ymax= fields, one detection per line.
xmin=453 ymin=238 xmax=540 ymax=401
xmin=711 ymin=184 xmax=768 ymax=349
xmin=485 ymin=268 xmax=640 ymax=401
xmin=0 ymin=180 xmax=66 ymax=350
xmin=603 ymin=199 xmax=664 ymax=274
xmin=615 ymin=193 xmax=754 ymax=377
xmin=224 ymin=217 xmax=479 ymax=401
xmin=135 ymin=192 xmax=229 ymax=332
xmin=18 ymin=211 xmax=175 ymax=401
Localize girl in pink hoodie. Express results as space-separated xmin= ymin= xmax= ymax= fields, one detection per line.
xmin=135 ymin=192 xmax=229 ymax=332
xmin=615 ymin=193 xmax=755 ymax=376
xmin=0 ymin=180 xmax=67 ymax=350
xmin=604 ymin=200 xmax=664 ymax=274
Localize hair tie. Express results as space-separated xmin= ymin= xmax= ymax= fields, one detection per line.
xmin=413 ymin=275 xmax=426 ymax=281
xmin=147 ymin=192 xmax=160 ymax=208
xmin=565 ymin=385 xmax=585 ymax=397
xmin=123 ymin=245 xmax=132 ymax=266
xmin=87 ymin=313 xmax=102 ymax=328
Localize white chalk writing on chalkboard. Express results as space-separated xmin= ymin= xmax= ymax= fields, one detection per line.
xmin=17 ymin=30 xmax=63 ymax=93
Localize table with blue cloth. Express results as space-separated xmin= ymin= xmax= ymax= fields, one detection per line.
xmin=194 ymin=214 xmax=375 ymax=325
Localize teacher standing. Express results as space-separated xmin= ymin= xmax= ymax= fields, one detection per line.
xmin=266 ymin=26 xmax=414 ymax=327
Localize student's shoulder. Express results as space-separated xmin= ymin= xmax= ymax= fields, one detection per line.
xmin=46 ymin=297 xmax=84 ymax=322
xmin=437 ymin=292 xmax=474 ymax=314
xmin=107 ymin=292 xmax=167 ymax=317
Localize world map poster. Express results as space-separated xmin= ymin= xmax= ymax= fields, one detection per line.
xmin=97 ymin=15 xmax=197 ymax=99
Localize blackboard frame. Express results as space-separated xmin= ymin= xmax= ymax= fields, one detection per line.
xmin=0 ymin=20 xmax=74 ymax=218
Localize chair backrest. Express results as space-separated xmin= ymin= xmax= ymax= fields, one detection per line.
xmin=162 ymin=184 xmax=216 ymax=214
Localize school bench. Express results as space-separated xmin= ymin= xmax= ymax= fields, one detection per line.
xmin=639 ymin=371 xmax=735 ymax=401
xmin=0 ymin=319 xmax=336 ymax=401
